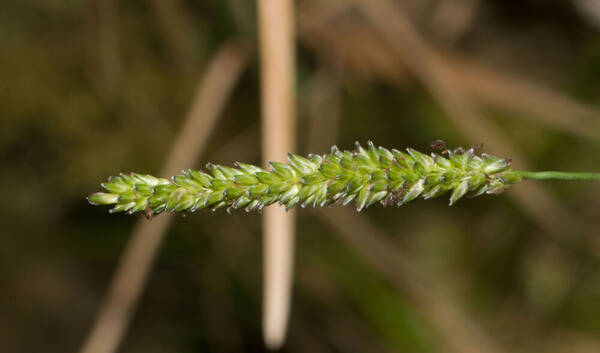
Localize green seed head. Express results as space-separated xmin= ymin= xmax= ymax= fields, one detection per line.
xmin=88 ymin=141 xmax=521 ymax=216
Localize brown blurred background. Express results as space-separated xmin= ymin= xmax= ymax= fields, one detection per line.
xmin=2 ymin=0 xmax=600 ymax=352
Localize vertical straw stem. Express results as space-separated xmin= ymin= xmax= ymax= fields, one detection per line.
xmin=257 ymin=0 xmax=297 ymax=349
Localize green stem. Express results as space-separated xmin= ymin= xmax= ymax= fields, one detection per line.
xmin=516 ymin=171 xmax=600 ymax=181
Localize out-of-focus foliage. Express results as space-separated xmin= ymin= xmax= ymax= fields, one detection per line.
xmin=2 ymin=0 xmax=600 ymax=352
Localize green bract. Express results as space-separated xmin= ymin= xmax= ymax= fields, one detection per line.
xmin=87 ymin=142 xmax=521 ymax=216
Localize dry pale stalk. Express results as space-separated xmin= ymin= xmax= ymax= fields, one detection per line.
xmin=353 ymin=0 xmax=586 ymax=239
xmin=79 ymin=40 xmax=248 ymax=353
xmin=257 ymin=0 xmax=297 ymax=349
xmin=296 ymin=3 xmax=600 ymax=142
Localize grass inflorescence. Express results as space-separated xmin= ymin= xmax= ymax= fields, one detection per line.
xmin=88 ymin=141 xmax=524 ymax=217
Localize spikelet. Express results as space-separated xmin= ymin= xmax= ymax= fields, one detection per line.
xmin=87 ymin=141 xmax=522 ymax=216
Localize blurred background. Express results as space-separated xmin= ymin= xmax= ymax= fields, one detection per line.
xmin=2 ymin=0 xmax=600 ymax=352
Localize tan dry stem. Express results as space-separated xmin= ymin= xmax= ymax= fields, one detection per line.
xmin=257 ymin=0 xmax=297 ymax=349
xmin=79 ymin=40 xmax=248 ymax=353
xmin=353 ymin=0 xmax=586 ymax=241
